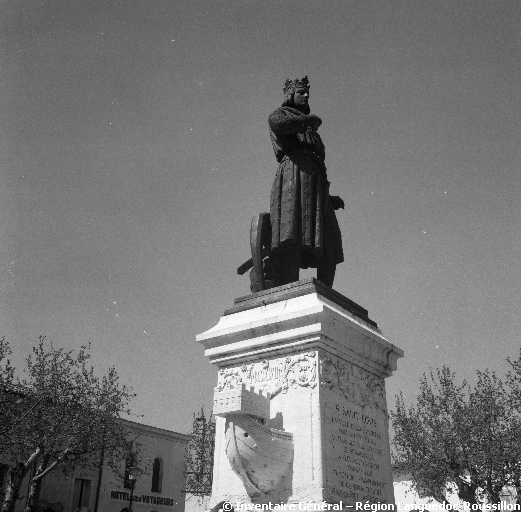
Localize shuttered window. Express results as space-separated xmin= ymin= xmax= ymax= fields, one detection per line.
xmin=151 ymin=458 xmax=162 ymax=493
xmin=72 ymin=478 xmax=91 ymax=508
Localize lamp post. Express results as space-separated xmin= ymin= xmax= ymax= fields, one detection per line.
xmin=128 ymin=466 xmax=141 ymax=512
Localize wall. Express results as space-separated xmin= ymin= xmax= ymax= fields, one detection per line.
xmin=0 ymin=419 xmax=190 ymax=512
xmin=95 ymin=420 xmax=190 ymax=512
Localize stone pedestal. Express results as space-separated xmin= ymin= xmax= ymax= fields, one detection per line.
xmin=197 ymin=278 xmax=403 ymax=508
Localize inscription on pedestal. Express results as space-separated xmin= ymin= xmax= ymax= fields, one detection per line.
xmin=324 ymin=398 xmax=389 ymax=504
xmin=321 ymin=353 xmax=392 ymax=505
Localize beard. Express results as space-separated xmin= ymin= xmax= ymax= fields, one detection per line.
xmin=282 ymin=97 xmax=311 ymax=115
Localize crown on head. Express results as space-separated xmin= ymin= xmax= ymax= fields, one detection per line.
xmin=283 ymin=75 xmax=310 ymax=94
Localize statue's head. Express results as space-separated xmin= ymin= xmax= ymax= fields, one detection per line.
xmin=283 ymin=75 xmax=310 ymax=113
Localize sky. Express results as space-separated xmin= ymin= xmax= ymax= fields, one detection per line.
xmin=1 ymin=0 xmax=520 ymax=434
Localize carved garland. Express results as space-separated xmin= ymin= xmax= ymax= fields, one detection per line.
xmin=320 ymin=355 xmax=386 ymax=411
xmin=216 ymin=352 xmax=317 ymax=398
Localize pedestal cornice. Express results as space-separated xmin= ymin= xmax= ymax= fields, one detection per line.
xmin=197 ymin=279 xmax=403 ymax=379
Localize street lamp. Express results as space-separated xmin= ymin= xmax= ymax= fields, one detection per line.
xmin=128 ymin=466 xmax=141 ymax=512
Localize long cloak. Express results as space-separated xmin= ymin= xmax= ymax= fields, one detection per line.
xmin=268 ymin=105 xmax=344 ymax=268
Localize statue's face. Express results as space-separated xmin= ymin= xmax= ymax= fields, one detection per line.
xmin=293 ymin=88 xmax=309 ymax=109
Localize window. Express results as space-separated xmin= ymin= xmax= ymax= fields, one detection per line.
xmin=72 ymin=478 xmax=91 ymax=508
xmin=151 ymin=458 xmax=163 ymax=493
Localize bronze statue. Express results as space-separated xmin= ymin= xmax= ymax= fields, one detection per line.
xmin=238 ymin=76 xmax=344 ymax=292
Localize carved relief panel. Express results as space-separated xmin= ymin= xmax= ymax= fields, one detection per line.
xmin=216 ymin=351 xmax=317 ymax=399
xmin=319 ymin=352 xmax=386 ymax=412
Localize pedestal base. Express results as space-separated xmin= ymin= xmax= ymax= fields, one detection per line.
xmin=197 ymin=279 xmax=403 ymax=508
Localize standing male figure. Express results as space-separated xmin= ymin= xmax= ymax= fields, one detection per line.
xmin=268 ymin=75 xmax=344 ymax=288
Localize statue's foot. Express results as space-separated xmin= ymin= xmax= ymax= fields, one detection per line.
xmin=263 ymin=279 xmax=279 ymax=290
xmin=317 ymin=262 xmax=336 ymax=288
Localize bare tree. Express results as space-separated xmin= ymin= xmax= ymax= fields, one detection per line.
xmin=0 ymin=337 xmax=138 ymax=512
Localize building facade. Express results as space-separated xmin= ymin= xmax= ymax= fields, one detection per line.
xmin=0 ymin=419 xmax=190 ymax=512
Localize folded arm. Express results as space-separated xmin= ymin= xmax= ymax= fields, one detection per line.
xmin=269 ymin=107 xmax=322 ymax=135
